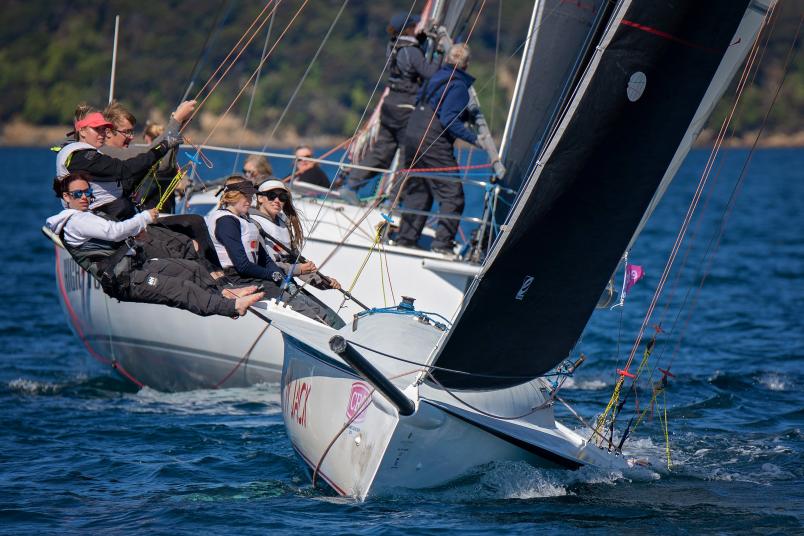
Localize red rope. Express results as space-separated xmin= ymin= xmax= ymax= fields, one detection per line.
xmin=199 ymin=0 xmax=309 ymax=148
xmin=396 ymin=162 xmax=493 ymax=174
xmin=182 ymin=1 xmax=279 ymax=133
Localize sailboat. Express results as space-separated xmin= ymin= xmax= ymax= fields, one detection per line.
xmin=45 ymin=4 xmax=508 ymax=392
xmin=263 ymin=0 xmax=777 ymax=499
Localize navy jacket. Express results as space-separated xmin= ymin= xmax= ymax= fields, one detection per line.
xmin=418 ymin=66 xmax=477 ymax=145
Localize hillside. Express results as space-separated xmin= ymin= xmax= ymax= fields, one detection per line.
xmin=0 ymin=0 xmax=801 ymax=146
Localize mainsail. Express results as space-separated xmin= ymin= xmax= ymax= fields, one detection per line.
xmin=431 ymin=0 xmax=764 ymax=390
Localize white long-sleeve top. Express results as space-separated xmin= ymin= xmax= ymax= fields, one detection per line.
xmin=46 ymin=208 xmax=154 ymax=247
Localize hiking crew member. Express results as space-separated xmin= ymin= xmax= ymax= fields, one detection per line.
xmin=396 ymin=43 xmax=479 ymax=254
xmin=252 ymin=179 xmax=342 ymax=291
xmin=47 ymin=172 xmax=263 ymax=317
xmin=56 ymin=106 xmax=181 ymax=220
xmin=97 ymin=99 xmax=221 ymax=271
xmin=334 ymin=13 xmax=442 ymax=200
xmin=102 ymin=100 xmax=195 ymax=214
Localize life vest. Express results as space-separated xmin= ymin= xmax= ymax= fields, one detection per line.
xmin=206 ymin=209 xmax=261 ymax=269
xmin=56 ymin=141 xmax=124 ymax=210
xmin=250 ymin=210 xmax=292 ymax=262
xmin=59 ymin=213 xmax=136 ymax=294
xmin=387 ymin=38 xmax=423 ymax=94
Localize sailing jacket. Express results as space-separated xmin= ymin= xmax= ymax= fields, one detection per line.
xmin=46 ymin=208 xmax=153 ymax=285
xmin=418 ymin=65 xmax=477 ymax=145
xmin=56 ymin=141 xmax=169 ymax=210
xmin=387 ymin=35 xmax=440 ymax=94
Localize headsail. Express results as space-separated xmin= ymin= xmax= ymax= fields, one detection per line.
xmin=432 ymin=0 xmax=767 ymax=390
xmin=499 ymin=0 xmax=608 ymax=197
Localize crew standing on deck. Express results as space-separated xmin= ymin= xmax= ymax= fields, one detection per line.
xmin=396 ymin=43 xmax=481 ymax=255
xmin=334 ymin=13 xmax=443 ymax=201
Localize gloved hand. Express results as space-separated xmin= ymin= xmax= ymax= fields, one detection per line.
xmin=163 ymin=126 xmax=183 ymax=149
xmin=436 ymin=26 xmax=453 ymax=53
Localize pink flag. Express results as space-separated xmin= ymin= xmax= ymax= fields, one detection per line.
xmin=624 ymin=264 xmax=644 ymax=295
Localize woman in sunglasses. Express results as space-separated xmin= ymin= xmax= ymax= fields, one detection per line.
xmin=47 ymin=172 xmax=263 ymax=317
xmin=55 ymin=103 xmax=182 ymax=220
xmin=253 ymin=180 xmax=341 ymax=292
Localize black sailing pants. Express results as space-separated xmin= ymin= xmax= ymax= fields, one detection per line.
xmin=345 ymin=90 xmax=416 ymax=191
xmin=397 ymin=105 xmax=465 ymax=249
xmin=118 ymin=258 xmax=236 ymax=317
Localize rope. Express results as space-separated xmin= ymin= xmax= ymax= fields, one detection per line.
xmin=182 ymin=0 xmax=280 ymax=132
xmin=262 ymin=0 xmax=350 ymax=149
xmin=198 ymin=1 xmax=309 ymax=149
xmin=213 ymin=323 xmax=270 ymax=389
xmin=232 ymin=9 xmax=276 ymax=175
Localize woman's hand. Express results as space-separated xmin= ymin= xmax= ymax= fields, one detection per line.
xmin=297 ymin=261 xmax=317 ymax=275
xmin=172 ymin=100 xmax=197 ymax=123
xmin=326 ymin=277 xmax=341 ymax=290
xmin=147 ymin=208 xmax=159 ymax=222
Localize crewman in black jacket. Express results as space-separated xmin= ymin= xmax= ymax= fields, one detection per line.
xmin=334 ymin=13 xmax=441 ymax=201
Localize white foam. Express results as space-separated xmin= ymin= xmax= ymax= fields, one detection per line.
xmin=7 ymin=378 xmax=61 ymax=395
xmin=758 ymin=373 xmax=786 ymax=391
xmin=562 ymin=377 xmax=608 ymax=390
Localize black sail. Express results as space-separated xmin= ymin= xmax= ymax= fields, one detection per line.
xmin=432 ymin=0 xmax=755 ymax=389
xmin=499 ymin=0 xmax=608 ymax=196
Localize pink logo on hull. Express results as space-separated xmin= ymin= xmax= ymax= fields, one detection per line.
xmin=346 ymin=382 xmax=371 ymax=424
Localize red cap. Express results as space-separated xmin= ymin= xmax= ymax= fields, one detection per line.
xmin=74 ymin=112 xmax=113 ymax=131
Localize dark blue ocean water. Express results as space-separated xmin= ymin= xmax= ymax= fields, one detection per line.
xmin=1 ymin=146 xmax=801 ymax=534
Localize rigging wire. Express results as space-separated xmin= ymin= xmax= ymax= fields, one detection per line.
xmin=261 ymin=0 xmax=350 ymax=150
xmin=198 ymin=0 xmax=310 ymax=148
xmin=231 ymin=8 xmax=277 ymax=175
xmin=181 ymin=0 xmax=231 ymax=102
xmin=182 ymin=0 xmax=280 ymax=133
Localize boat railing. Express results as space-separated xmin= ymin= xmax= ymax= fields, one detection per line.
xmin=183 ymin=144 xmax=511 ymax=261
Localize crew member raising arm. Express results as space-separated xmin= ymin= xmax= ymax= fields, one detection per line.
xmin=55 ymin=104 xmax=182 ymax=220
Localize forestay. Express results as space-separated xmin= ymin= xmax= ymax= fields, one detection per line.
xmin=431 ymin=0 xmax=757 ymax=390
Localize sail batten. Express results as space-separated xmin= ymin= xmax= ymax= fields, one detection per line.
xmin=431 ymin=0 xmax=761 ymax=390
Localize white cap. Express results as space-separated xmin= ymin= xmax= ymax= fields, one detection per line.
xmin=258 ymin=179 xmax=290 ymax=195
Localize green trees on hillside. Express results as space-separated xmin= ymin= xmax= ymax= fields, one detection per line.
xmin=0 ymin=0 xmax=800 ymax=141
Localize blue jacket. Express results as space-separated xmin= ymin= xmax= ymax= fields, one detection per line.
xmin=418 ymin=65 xmax=477 ymax=145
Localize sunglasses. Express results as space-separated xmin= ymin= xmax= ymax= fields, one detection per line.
xmin=112 ymin=128 xmax=135 ymax=138
xmin=260 ymin=190 xmax=289 ymax=203
xmin=67 ymin=188 xmax=94 ymax=199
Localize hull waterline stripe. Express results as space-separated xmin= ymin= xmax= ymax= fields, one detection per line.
xmin=291 ymin=443 xmax=348 ymax=496
xmin=424 ymin=400 xmax=584 ymax=470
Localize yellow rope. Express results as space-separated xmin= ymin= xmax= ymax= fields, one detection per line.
xmin=378 ymin=241 xmax=387 ymax=307
xmin=155 ymin=167 xmax=186 ymax=212
xmin=346 ymin=221 xmax=386 ymax=294
xmin=134 ymin=162 xmax=160 ymax=203
xmin=593 ymin=376 xmax=623 ymax=443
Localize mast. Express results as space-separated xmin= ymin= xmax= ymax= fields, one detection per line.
xmin=108 ymin=15 xmax=120 ymax=104
xmin=430 ymin=0 xmax=768 ymax=390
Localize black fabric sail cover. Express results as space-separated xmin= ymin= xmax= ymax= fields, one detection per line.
xmin=432 ymin=0 xmax=754 ymax=390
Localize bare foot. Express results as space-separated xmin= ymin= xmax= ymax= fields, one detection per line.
xmin=210 ymin=271 xmax=224 ymax=280
xmin=222 ymin=285 xmax=259 ymax=298
xmin=235 ymin=292 xmax=264 ymax=316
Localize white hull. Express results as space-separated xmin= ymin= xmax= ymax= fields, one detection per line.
xmin=273 ymin=306 xmax=627 ymax=500
xmin=52 ymin=196 xmax=478 ymax=391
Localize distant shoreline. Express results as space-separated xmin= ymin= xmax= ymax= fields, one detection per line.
xmin=2 ymin=118 xmax=802 ymax=150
